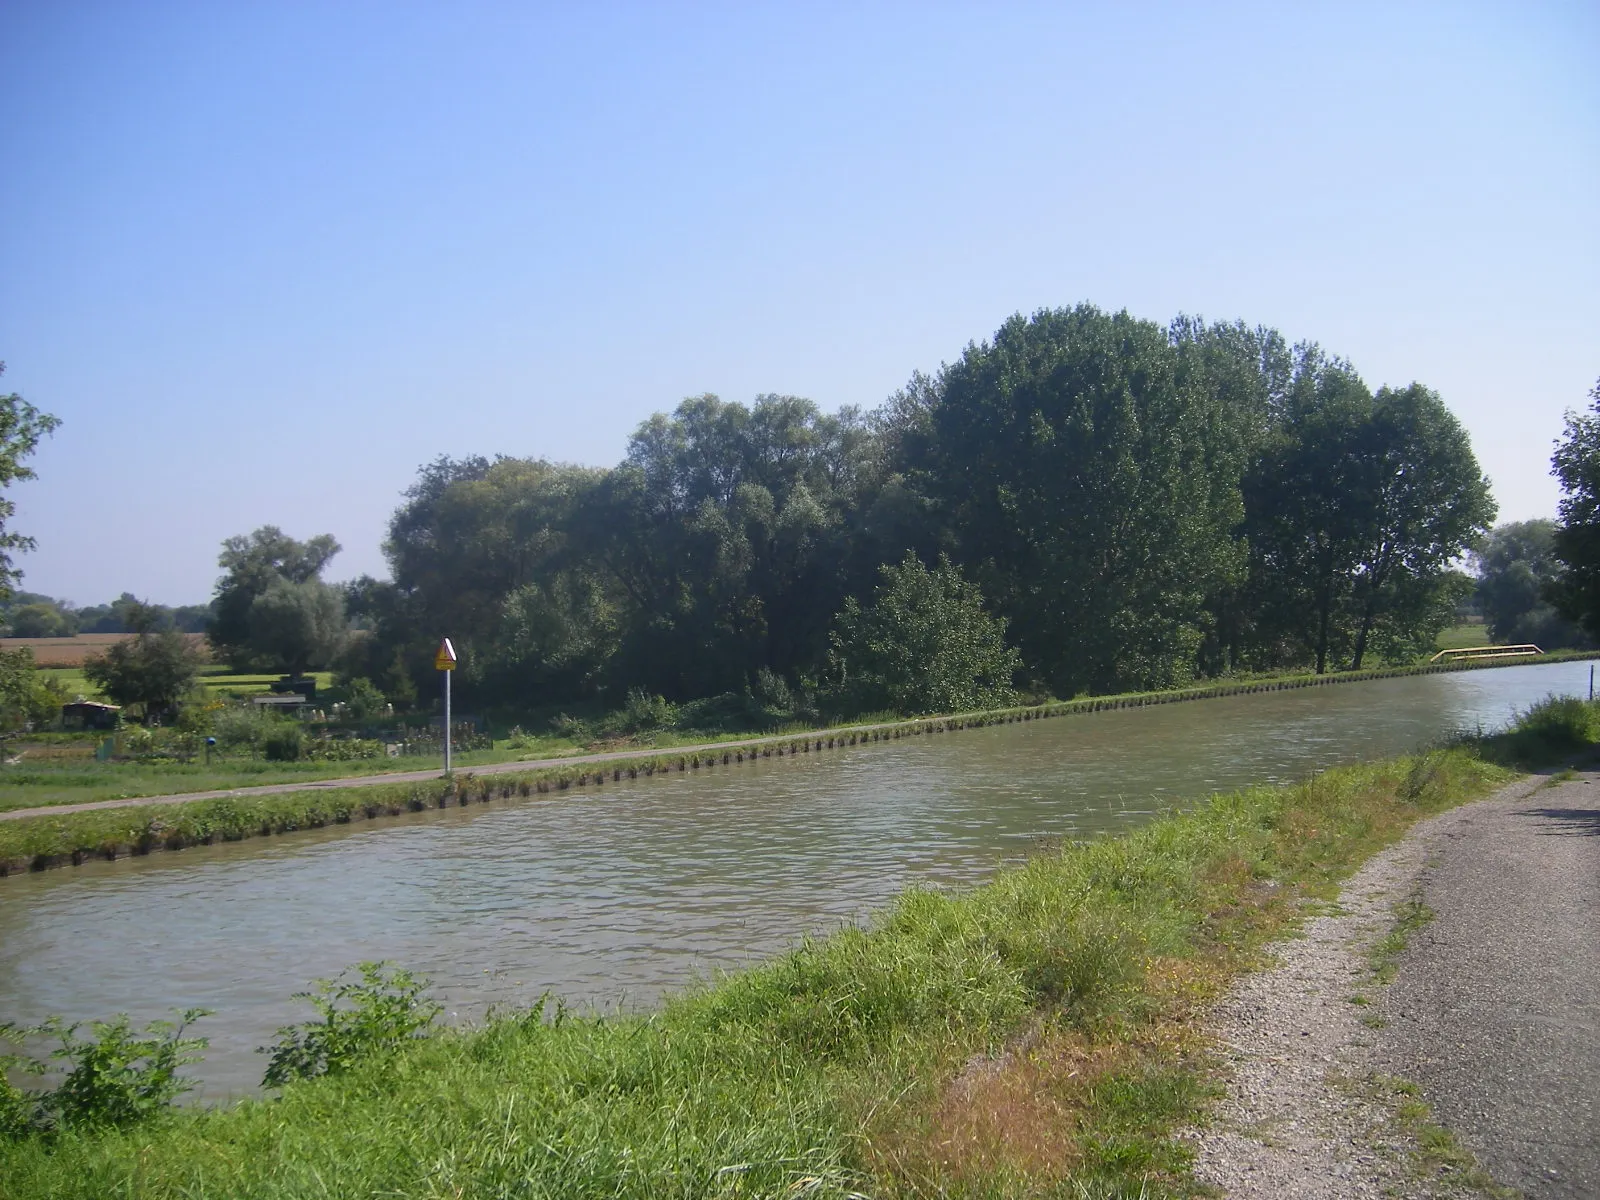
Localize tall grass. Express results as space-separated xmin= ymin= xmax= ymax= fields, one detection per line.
xmin=0 ymin=711 xmax=1552 ymax=1197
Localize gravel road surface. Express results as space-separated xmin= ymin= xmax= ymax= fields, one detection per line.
xmin=1379 ymin=769 xmax=1600 ymax=1199
xmin=1189 ymin=767 xmax=1598 ymax=1198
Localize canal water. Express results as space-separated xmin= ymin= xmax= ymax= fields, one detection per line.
xmin=0 ymin=660 xmax=1591 ymax=1097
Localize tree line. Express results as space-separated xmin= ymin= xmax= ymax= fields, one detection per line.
xmin=250 ymin=304 xmax=1503 ymax=719
xmin=5 ymin=319 xmax=1599 ymax=730
xmin=0 ymin=592 xmax=211 ymax=638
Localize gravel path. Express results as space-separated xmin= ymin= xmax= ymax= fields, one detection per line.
xmin=1378 ymin=769 xmax=1600 ymax=1199
xmin=1185 ymin=768 xmax=1597 ymax=1199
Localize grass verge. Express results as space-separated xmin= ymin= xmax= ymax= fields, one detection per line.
xmin=5 ymin=701 xmax=1591 ymax=1198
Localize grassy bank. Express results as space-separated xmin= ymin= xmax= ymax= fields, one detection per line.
xmin=3 ymin=703 xmax=1594 ymax=1198
xmin=4 ymin=651 xmax=1597 ymax=873
xmin=0 ymin=746 xmax=521 ymax=814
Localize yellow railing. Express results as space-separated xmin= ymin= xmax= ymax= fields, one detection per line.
xmin=1428 ymin=644 xmax=1543 ymax=663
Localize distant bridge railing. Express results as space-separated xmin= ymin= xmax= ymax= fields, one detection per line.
xmin=1428 ymin=644 xmax=1543 ymax=664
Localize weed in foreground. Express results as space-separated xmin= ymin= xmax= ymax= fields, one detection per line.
xmin=0 ymin=1009 xmax=210 ymax=1138
xmin=1370 ymin=892 xmax=1436 ymax=985
xmin=259 ymin=962 xmax=441 ymax=1089
xmin=1366 ymin=1075 xmax=1518 ymax=1199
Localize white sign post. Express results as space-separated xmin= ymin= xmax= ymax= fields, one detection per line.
xmin=435 ymin=638 xmax=457 ymax=773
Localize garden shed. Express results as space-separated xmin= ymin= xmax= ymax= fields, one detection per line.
xmin=61 ymin=700 xmax=121 ymax=730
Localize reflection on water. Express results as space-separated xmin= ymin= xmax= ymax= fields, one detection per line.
xmin=0 ymin=660 xmax=1589 ymax=1096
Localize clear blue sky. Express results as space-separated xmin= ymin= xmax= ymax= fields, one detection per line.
xmin=2 ymin=1 xmax=1595 ymax=606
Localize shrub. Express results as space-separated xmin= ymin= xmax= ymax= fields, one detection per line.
xmin=262 ymin=725 xmax=304 ymax=762
xmin=549 ymin=713 xmax=590 ymax=742
xmin=301 ymin=736 xmax=382 ymax=761
xmin=826 ymin=552 xmax=1021 ymax=716
xmin=211 ymin=704 xmax=286 ymax=753
xmin=0 ymin=1010 xmax=209 ymax=1138
xmin=259 ymin=962 xmax=441 ymax=1089
xmin=621 ymin=688 xmax=675 ymax=734
xmin=1496 ymin=695 xmax=1600 ymax=763
xmin=675 ymin=691 xmax=775 ymax=733
xmin=341 ymin=677 xmax=386 ymax=721
xmin=0 ymin=647 xmax=65 ymax=734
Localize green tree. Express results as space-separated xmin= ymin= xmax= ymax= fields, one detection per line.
xmin=0 ymin=363 xmax=62 ymax=600
xmin=1245 ymin=361 xmax=1494 ymax=671
xmin=1341 ymin=383 xmax=1496 ymax=668
xmin=1550 ymin=379 xmax=1600 ymax=640
xmin=245 ymin=577 xmax=346 ymax=677
xmin=72 ymin=593 xmax=209 ymax=634
xmin=1167 ymin=317 xmax=1293 ymax=675
xmin=82 ymin=630 xmax=203 ymax=723
xmin=827 ymin=552 xmax=1020 ymax=716
xmin=384 ymin=456 xmax=615 ymax=703
xmin=899 ymin=305 xmax=1248 ymax=695
xmin=209 ymin=527 xmax=343 ymax=672
xmin=1476 ymin=520 xmax=1588 ymax=648
xmin=583 ymin=395 xmax=871 ymax=699
xmin=7 ymin=601 xmax=75 ymax=637
xmin=0 ymin=647 xmax=66 ymax=732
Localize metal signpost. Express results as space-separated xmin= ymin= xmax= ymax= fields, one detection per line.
xmin=435 ymin=637 xmax=457 ymax=773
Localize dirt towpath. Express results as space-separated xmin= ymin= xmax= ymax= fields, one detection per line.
xmin=1186 ymin=767 xmax=1600 ymax=1198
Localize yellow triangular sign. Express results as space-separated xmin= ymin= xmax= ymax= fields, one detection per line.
xmin=434 ymin=637 xmax=457 ymax=671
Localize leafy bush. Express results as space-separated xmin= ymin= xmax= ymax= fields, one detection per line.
xmin=0 ymin=647 xmax=65 ymax=733
xmin=259 ymin=962 xmax=441 ymax=1089
xmin=173 ymin=694 xmax=222 ymax=736
xmin=0 ymin=1010 xmax=209 ymax=1138
xmin=0 ymin=1034 xmax=43 ymax=1140
xmin=339 ymin=677 xmax=386 ymax=721
xmin=505 ymin=724 xmax=545 ymax=749
xmin=620 ymin=687 xmax=676 ymax=734
xmin=1496 ymin=694 xmax=1600 ymax=763
xmin=547 ymin=713 xmax=592 ymax=742
xmin=301 ymin=736 xmax=382 ymax=761
xmin=211 ymin=704 xmax=286 ymax=753
xmin=262 ymin=725 xmax=304 ymax=762
xmin=674 ymin=691 xmax=775 ymax=733
xmin=826 ymin=552 xmax=1021 ymax=716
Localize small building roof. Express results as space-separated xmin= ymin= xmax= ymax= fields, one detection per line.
xmin=250 ymin=694 xmax=309 ymax=707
